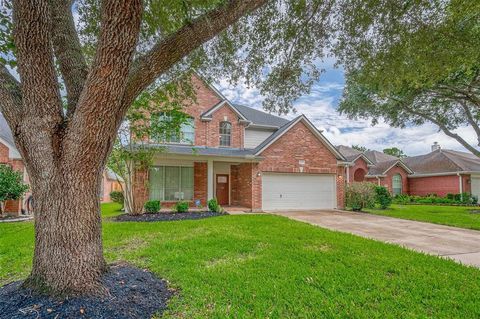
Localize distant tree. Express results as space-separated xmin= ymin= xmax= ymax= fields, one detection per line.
xmin=0 ymin=165 xmax=29 ymax=216
xmin=336 ymin=0 xmax=480 ymax=157
xmin=383 ymin=147 xmax=406 ymax=158
xmin=352 ymin=145 xmax=368 ymax=152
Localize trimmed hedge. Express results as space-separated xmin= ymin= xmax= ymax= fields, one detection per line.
xmin=144 ymin=200 xmax=161 ymax=213
xmin=393 ymin=193 xmax=478 ymax=206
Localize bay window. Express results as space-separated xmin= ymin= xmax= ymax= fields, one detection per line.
xmin=149 ymin=166 xmax=194 ymax=201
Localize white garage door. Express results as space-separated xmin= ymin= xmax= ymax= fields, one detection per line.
xmin=471 ymin=176 xmax=480 ymax=200
xmin=262 ymin=173 xmax=336 ymax=211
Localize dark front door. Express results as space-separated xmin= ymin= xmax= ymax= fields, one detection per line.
xmin=216 ymin=174 xmax=229 ymax=205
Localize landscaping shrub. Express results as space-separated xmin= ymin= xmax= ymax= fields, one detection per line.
xmin=346 ymin=182 xmax=376 ymax=211
xmin=144 ymin=200 xmax=161 ymax=213
xmin=207 ymin=198 xmax=222 ymax=213
xmin=375 ymin=186 xmax=392 ymax=209
xmin=174 ymin=201 xmax=189 ymax=213
xmin=110 ymin=191 xmax=124 ymax=206
xmin=393 ymin=193 xmax=479 ymax=206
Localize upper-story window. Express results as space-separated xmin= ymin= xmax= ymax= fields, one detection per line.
xmin=151 ymin=112 xmax=194 ymax=145
xmin=219 ymin=121 xmax=231 ymax=147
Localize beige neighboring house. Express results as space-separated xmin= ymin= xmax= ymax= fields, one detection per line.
xmin=0 ymin=112 xmax=122 ymax=216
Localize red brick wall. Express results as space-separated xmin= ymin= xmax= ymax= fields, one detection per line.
xmin=349 ymin=158 xmax=369 ymax=183
xmin=0 ymin=143 xmax=26 ymax=215
xmin=194 ymin=162 xmax=207 ymax=205
xmin=382 ymin=166 xmax=410 ymax=194
xmin=132 ymin=168 xmax=149 ymax=213
xmin=231 ymin=163 xmax=255 ymax=208
xmin=254 ymin=121 xmax=343 ymax=209
xmin=179 ymin=76 xmax=247 ymax=148
xmin=336 ymin=169 xmax=346 ymax=209
xmin=408 ymin=174 xmax=464 ymax=196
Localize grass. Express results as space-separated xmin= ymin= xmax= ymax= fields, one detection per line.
xmin=365 ymin=204 xmax=480 ymax=230
xmin=1 ymin=203 xmax=480 ymax=318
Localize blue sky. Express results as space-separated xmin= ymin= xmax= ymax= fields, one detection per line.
xmin=217 ymin=63 xmax=477 ymax=157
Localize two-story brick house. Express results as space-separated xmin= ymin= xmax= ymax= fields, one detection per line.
xmin=132 ymin=76 xmax=348 ymax=211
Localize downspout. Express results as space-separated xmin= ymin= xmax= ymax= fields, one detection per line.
xmin=345 ymin=165 xmax=350 ymax=184
xmin=376 ymin=176 xmax=381 ymax=186
xmin=458 ymin=173 xmax=463 ymax=201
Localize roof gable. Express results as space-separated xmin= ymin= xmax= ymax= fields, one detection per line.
xmin=254 ymin=115 xmax=346 ymax=160
xmin=367 ymin=159 xmax=413 ymax=176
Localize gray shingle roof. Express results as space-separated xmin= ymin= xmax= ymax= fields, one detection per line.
xmin=138 ymin=144 xmax=258 ymax=158
xmin=0 ymin=112 xmax=16 ymax=149
xmin=234 ymin=104 xmax=290 ymax=127
xmin=364 ymin=150 xmax=398 ymax=164
xmin=336 ymin=145 xmax=362 ymax=162
xmin=404 ymin=149 xmax=480 ymax=174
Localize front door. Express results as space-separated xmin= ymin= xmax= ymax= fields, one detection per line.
xmin=216 ymin=174 xmax=229 ymax=205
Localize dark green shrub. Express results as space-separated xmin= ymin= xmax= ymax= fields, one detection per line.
xmin=174 ymin=201 xmax=189 ymax=213
xmin=208 ymin=198 xmax=221 ymax=212
xmin=446 ymin=193 xmax=455 ymax=200
xmin=110 ymin=191 xmax=124 ymax=206
xmin=144 ymin=200 xmax=161 ymax=213
xmin=374 ymin=186 xmax=392 ymax=209
xmin=346 ymin=182 xmax=376 ymax=211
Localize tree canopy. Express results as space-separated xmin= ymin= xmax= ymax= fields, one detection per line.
xmin=336 ymin=0 xmax=480 ymax=156
xmin=383 ymin=147 xmax=406 ymax=158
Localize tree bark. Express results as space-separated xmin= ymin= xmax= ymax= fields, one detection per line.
xmin=24 ymin=167 xmax=107 ymax=296
xmin=2 ymin=0 xmax=268 ymax=297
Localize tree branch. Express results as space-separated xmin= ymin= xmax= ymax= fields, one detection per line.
xmin=402 ymin=103 xmax=480 ymax=157
xmin=0 ymin=65 xmax=22 ymax=127
xmin=122 ymin=0 xmax=268 ymax=109
xmin=50 ymin=0 xmax=88 ymax=116
xmin=458 ymin=100 xmax=480 ymax=146
xmin=65 ymin=0 xmax=143 ymax=164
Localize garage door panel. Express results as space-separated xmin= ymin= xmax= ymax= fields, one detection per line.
xmin=262 ymin=173 xmax=336 ymax=210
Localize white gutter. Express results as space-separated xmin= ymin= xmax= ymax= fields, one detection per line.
xmin=376 ymin=176 xmax=381 ymax=186
xmin=409 ymin=171 xmax=480 ymax=178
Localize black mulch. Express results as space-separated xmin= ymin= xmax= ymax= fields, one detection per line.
xmin=115 ymin=211 xmax=228 ymax=222
xmin=0 ymin=264 xmax=174 ymax=319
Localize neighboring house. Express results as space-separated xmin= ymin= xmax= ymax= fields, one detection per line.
xmin=0 ymin=113 xmax=29 ymax=215
xmin=100 ymin=169 xmax=123 ymax=202
xmin=338 ymin=143 xmax=480 ymax=198
xmin=0 ymin=113 xmax=122 ymax=216
xmin=132 ymin=75 xmax=348 ymax=211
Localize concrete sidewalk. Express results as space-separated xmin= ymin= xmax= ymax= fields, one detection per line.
xmin=271 ymin=210 xmax=480 ymax=268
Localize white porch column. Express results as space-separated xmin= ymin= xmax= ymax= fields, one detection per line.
xmin=207 ymin=159 xmax=214 ymax=200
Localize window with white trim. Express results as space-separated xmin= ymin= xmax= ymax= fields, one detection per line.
xmin=392 ymin=174 xmax=402 ymax=196
xmin=149 ymin=166 xmax=194 ymax=201
xmin=151 ymin=112 xmax=194 ymax=144
xmin=219 ymin=121 xmax=231 ymax=147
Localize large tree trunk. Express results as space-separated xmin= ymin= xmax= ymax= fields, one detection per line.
xmin=25 ymin=165 xmax=108 ymax=296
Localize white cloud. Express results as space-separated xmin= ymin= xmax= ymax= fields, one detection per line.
xmin=216 ymin=75 xmax=478 ymax=157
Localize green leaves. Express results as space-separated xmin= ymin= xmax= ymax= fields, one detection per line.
xmin=0 ymin=165 xmax=29 ymax=203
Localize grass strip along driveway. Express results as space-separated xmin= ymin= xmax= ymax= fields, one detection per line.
xmin=1 ymin=203 xmax=479 ymax=318
xmin=365 ymin=204 xmax=480 ymax=231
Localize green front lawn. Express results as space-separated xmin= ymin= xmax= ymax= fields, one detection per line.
xmin=365 ymin=204 xmax=480 ymax=230
xmin=1 ymin=203 xmax=480 ymax=318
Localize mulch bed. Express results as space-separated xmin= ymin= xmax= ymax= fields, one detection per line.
xmin=115 ymin=211 xmax=227 ymax=222
xmin=0 ymin=264 xmax=174 ymax=319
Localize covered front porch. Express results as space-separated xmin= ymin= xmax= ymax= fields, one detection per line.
xmin=134 ymin=150 xmax=262 ymax=212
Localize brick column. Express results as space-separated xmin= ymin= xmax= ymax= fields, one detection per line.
xmin=132 ymin=167 xmax=148 ymax=214
xmin=194 ymin=162 xmax=208 ymax=206
xmin=336 ymin=168 xmax=345 ymax=209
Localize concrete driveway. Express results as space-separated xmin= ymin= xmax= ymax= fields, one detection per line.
xmin=271 ymin=210 xmax=480 ymax=268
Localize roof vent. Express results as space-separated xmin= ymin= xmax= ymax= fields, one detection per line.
xmin=431 ymin=142 xmax=441 ymax=152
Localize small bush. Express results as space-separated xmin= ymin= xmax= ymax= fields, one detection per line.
xmin=375 ymin=186 xmax=392 ymax=209
xmin=110 ymin=191 xmax=124 ymax=206
xmin=346 ymin=182 xmax=377 ymax=211
xmin=174 ymin=201 xmax=189 ymax=213
xmin=144 ymin=200 xmax=161 ymax=213
xmin=207 ymin=198 xmax=222 ymax=213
